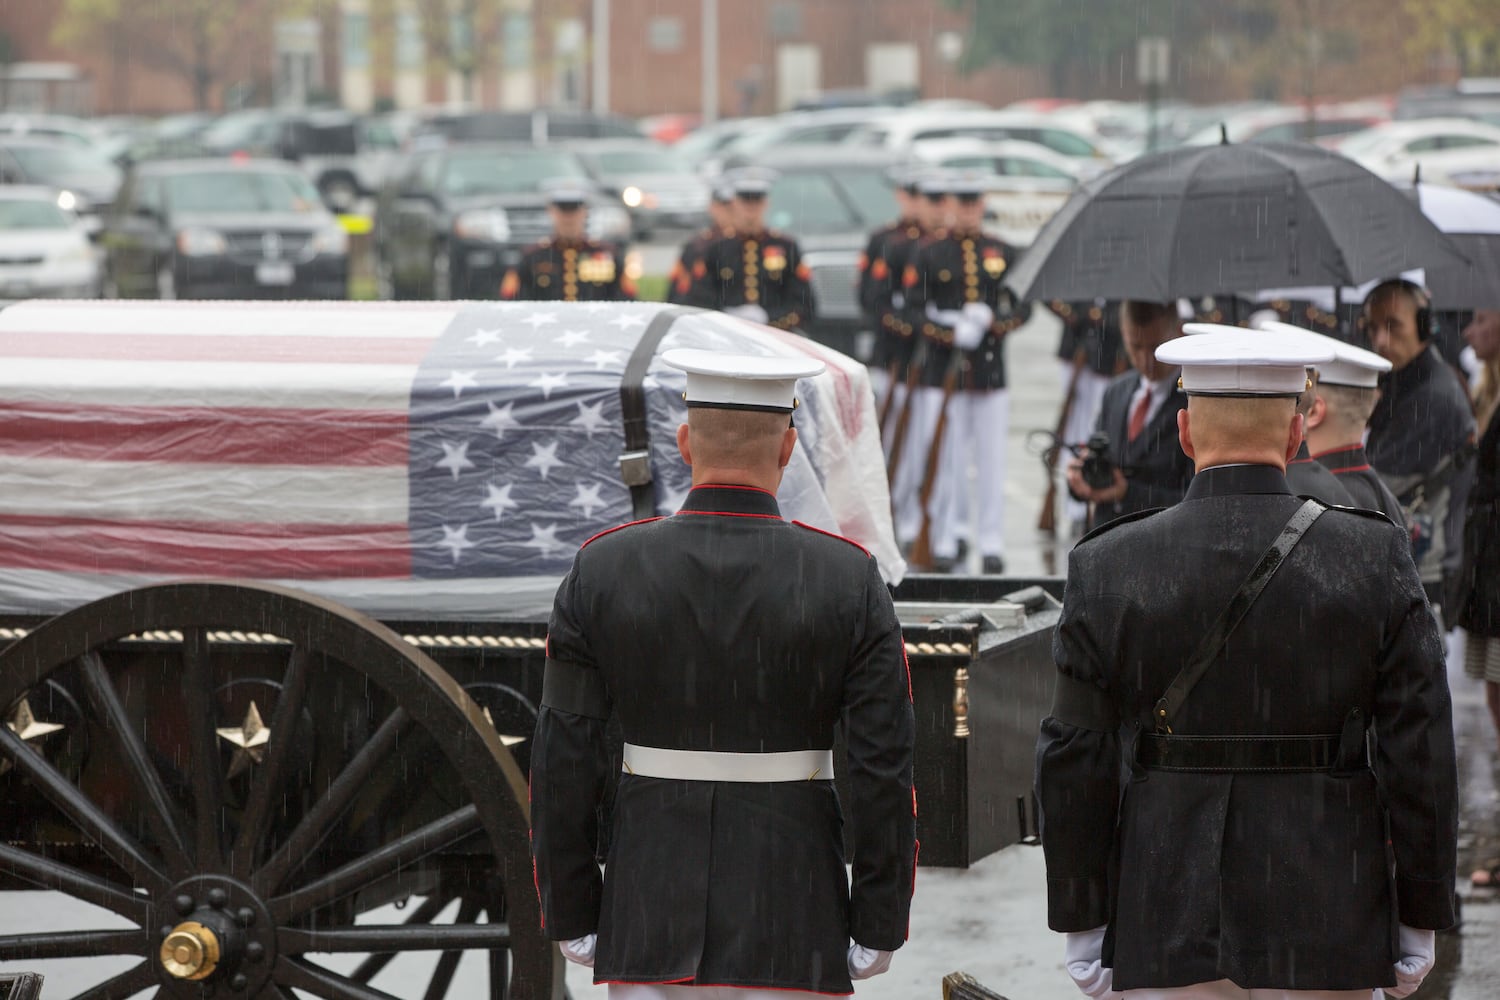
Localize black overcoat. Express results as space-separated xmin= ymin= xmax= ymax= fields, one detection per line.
xmin=1458 ymin=409 xmax=1500 ymax=637
xmin=1314 ymin=443 xmax=1407 ymax=528
xmin=530 ymin=484 xmax=917 ymax=994
xmin=1036 ymin=464 xmax=1457 ymax=992
xmin=1089 ymin=372 xmax=1194 ymax=525
xmin=1286 ymin=442 xmax=1355 ymax=506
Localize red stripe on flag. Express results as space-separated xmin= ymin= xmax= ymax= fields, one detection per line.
xmin=0 ymin=514 xmax=412 ymax=578
xmin=0 ymin=332 xmax=437 ymax=365
xmin=0 ymin=403 xmax=409 ymax=467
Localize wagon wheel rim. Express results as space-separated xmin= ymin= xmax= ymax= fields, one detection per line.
xmin=0 ymin=581 xmax=563 ymax=1000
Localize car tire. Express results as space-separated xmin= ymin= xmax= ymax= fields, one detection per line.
xmin=432 ymin=245 xmax=453 ymax=301
xmin=155 ymin=264 xmax=177 ymax=300
xmin=319 ymin=174 xmax=360 ymax=214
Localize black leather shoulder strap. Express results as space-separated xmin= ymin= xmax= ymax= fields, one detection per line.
xmin=1154 ymin=498 xmax=1326 ymax=733
xmin=618 ymin=307 xmax=691 ymax=520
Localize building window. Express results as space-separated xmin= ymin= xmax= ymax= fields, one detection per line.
xmin=648 ymin=17 xmax=683 ymax=52
xmin=342 ymin=12 xmax=370 ymax=70
xmin=395 ymin=11 xmax=423 ymax=70
xmin=504 ymin=12 xmax=532 ymax=70
xmin=769 ymin=2 xmax=802 ymax=39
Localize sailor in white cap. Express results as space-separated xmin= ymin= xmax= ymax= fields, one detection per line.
xmin=1256 ymin=319 xmax=1405 ymax=524
xmin=683 ymin=170 xmax=816 ymax=330
xmin=531 ymin=348 xmax=916 ymax=1000
xmin=500 ymin=178 xmax=635 ymax=302
xmin=1037 ymin=325 xmax=1456 ymax=1000
xmin=669 ymin=180 xmax=737 ymax=304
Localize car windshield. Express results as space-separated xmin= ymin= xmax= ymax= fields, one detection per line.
xmin=766 ymin=170 xmax=861 ymax=234
xmin=835 ymin=169 xmax=900 ymax=225
xmin=163 ymin=170 xmax=325 ymax=213
xmin=441 ymin=151 xmax=586 ymax=196
xmin=0 ymin=198 xmax=71 ymax=229
xmin=7 ymin=143 xmax=114 ymax=178
xmin=591 ymin=149 xmax=685 ymax=174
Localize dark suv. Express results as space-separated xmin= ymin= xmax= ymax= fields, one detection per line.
xmin=372 ymin=144 xmax=631 ymax=300
xmin=100 ymin=159 xmax=349 ymax=299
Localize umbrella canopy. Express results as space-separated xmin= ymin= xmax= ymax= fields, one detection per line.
xmin=1006 ymin=141 xmax=1466 ymax=303
xmin=1405 ymin=183 xmax=1500 ymax=310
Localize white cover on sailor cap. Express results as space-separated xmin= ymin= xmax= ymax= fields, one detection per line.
xmin=1252 ymin=319 xmax=1392 ymax=388
xmin=1161 ymin=323 xmax=1335 ymax=395
xmin=662 ymin=348 xmax=825 ymax=413
xmin=542 ymin=177 xmax=593 ymax=205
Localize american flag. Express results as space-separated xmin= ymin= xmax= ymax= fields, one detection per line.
xmin=0 ymin=300 xmax=899 ymax=621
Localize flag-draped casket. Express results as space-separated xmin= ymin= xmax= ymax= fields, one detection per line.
xmin=0 ymin=300 xmax=902 ymax=619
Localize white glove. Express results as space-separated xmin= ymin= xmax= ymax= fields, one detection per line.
xmin=953 ymin=317 xmax=985 ymax=350
xmin=1064 ymin=926 xmax=1121 ymax=999
xmin=891 ymin=291 xmax=906 ymax=309
xmin=559 ymin=933 xmax=596 ymax=968
xmin=726 ymin=303 xmax=769 ymax=324
xmin=925 ymin=301 xmax=965 ymax=328
xmin=962 ymin=301 xmax=995 ymax=330
xmin=1385 ymin=925 xmax=1435 ymax=998
xmin=847 ymin=942 xmax=893 ymax=980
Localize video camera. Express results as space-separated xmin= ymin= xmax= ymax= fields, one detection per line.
xmin=1079 ymin=431 xmax=1116 ymax=490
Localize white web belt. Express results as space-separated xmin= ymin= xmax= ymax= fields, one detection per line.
xmin=621 ymin=743 xmax=834 ymax=782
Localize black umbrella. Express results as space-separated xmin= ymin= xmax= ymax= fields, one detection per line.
xmin=1006 ymin=140 xmax=1467 ymax=303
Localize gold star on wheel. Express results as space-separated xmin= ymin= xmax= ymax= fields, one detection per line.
xmin=481 ymin=706 xmax=528 ymax=748
xmin=216 ymin=701 xmax=271 ymax=780
xmin=1 ymin=697 xmax=66 ymax=775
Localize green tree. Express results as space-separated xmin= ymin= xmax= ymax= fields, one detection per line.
xmin=53 ymin=0 xmax=248 ymax=109
xmin=1401 ymin=0 xmax=1500 ymax=75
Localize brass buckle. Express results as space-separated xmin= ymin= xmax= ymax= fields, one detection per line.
xmin=618 ymin=450 xmax=652 ymax=487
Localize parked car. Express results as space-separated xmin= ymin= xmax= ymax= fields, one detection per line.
xmin=841 ymin=110 xmax=1115 ymax=175
xmin=372 ymin=144 xmax=630 ymax=300
xmin=0 ymin=113 xmax=96 ymax=147
xmin=100 ymin=159 xmax=348 ymax=300
xmin=406 ymin=109 xmax=645 ymax=150
xmin=199 ymin=108 xmax=384 ymax=211
xmin=0 ymin=137 xmax=121 ymax=234
xmin=700 ymin=108 xmax=898 ymax=176
xmin=1182 ymin=103 xmax=1389 ymax=147
xmin=909 ymin=138 xmax=1083 ymax=246
xmin=0 ymin=186 xmax=100 ymax=298
xmin=733 ymin=146 xmax=908 ymax=358
xmin=1334 ymin=117 xmax=1500 ymax=180
xmin=570 ymin=140 xmax=708 ymax=237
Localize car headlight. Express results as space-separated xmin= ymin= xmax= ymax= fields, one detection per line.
xmin=621 ymin=185 xmax=644 ymax=208
xmin=56 ymin=190 xmax=78 ymax=212
xmin=47 ymin=240 xmax=94 ymax=265
xmin=453 ymin=208 xmax=511 ymax=242
xmin=310 ymin=225 xmax=349 ymax=255
xmin=587 ymin=204 xmax=632 ymax=241
xmin=176 ymin=227 xmax=227 ymax=256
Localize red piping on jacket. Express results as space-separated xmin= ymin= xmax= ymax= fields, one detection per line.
xmin=580 ymin=516 xmax=664 ymax=549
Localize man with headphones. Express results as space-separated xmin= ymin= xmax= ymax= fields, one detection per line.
xmin=1363 ymin=279 xmax=1476 ymax=620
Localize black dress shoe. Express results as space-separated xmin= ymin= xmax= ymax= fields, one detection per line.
xmin=981 ymin=555 xmax=1005 ymax=575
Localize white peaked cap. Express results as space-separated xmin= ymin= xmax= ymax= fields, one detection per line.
xmin=1162 ymin=324 xmax=1335 ymax=396
xmin=662 ymin=348 xmax=825 ymax=414
xmin=1252 ymin=319 xmax=1392 ymax=388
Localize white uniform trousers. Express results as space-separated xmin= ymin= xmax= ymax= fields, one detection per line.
xmin=1059 ymin=362 xmax=1112 ymax=528
xmin=1119 ymin=980 xmax=1378 ymax=1000
xmin=932 ymin=388 xmax=1009 ymax=560
xmin=868 ymin=365 xmax=890 ymax=419
xmin=608 ymin=986 xmax=829 ymax=1000
xmin=890 ymin=385 xmax=943 ymax=545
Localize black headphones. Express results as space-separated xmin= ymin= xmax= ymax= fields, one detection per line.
xmin=1363 ymin=278 xmax=1433 ymax=341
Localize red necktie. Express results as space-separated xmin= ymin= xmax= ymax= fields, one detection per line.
xmin=1128 ymin=388 xmax=1151 ymax=442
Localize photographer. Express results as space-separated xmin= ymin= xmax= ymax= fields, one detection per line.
xmin=1066 ymin=300 xmax=1194 ymax=527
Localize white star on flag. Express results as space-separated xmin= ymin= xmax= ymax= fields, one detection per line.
xmin=558 ymin=329 xmax=591 ymax=348
xmin=659 ymin=480 xmax=691 ymax=514
xmin=525 ymin=440 xmax=564 ymax=479
xmin=528 ymin=372 xmax=570 ymax=399
xmin=569 ymin=400 xmax=611 ymax=436
xmin=569 ymin=482 xmax=607 ymax=518
xmin=521 ymin=311 xmax=558 ymax=329
xmin=523 ymin=522 xmax=567 ymax=555
xmin=585 ymin=349 xmax=624 ymax=370
xmin=496 ymin=346 xmax=534 ymax=369
xmin=466 ymin=327 xmax=504 ymax=348
xmin=608 ymin=313 xmax=647 ymax=330
xmin=436 ymin=440 xmax=476 ymax=480
xmin=440 ymin=370 xmax=479 ymax=399
xmin=436 ymin=524 xmax=476 ymax=564
xmin=481 ymin=482 xmax=520 ymax=522
xmin=581 ymin=302 xmax=612 ymax=315
xmin=479 ymin=401 xmax=520 ymax=439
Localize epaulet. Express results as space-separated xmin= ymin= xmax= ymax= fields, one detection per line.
xmin=791 ymin=520 xmax=871 ymax=557
xmin=1311 ymin=500 xmax=1391 ymax=524
xmin=1076 ymin=506 xmax=1163 ymax=546
xmin=579 ymin=516 xmax=664 ymax=549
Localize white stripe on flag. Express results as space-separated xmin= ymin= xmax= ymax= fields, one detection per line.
xmin=0 ymin=301 xmax=461 ymax=339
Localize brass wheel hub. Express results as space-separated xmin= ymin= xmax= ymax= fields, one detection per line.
xmin=160 ymin=921 xmax=220 ymax=980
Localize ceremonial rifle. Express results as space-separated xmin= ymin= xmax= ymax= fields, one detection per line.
xmin=885 ymin=338 xmax=928 ymax=487
xmin=908 ymin=342 xmax=966 ymax=571
xmin=1037 ymin=345 xmax=1088 ymax=535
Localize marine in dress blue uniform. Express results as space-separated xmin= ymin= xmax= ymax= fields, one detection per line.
xmin=530 ymin=351 xmax=917 ymax=1000
xmin=500 ymin=179 xmax=636 ymax=303
xmin=1037 ymin=327 xmax=1457 ymax=1000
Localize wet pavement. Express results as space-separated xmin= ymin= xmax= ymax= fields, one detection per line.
xmin=2 ymin=301 xmax=1498 ymax=997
